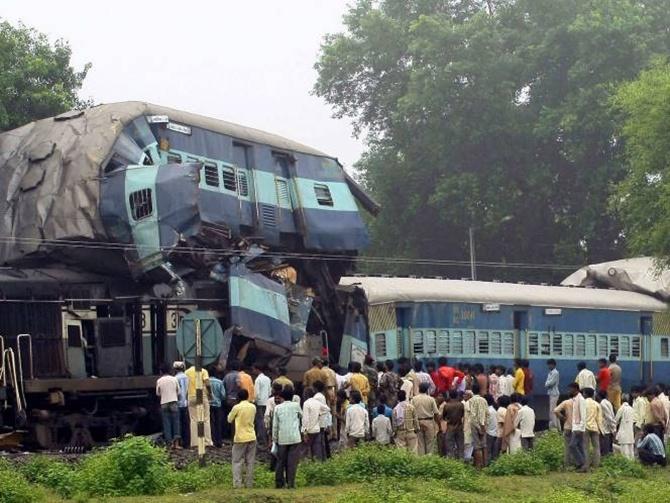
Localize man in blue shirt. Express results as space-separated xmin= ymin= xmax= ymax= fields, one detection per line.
xmin=272 ymin=388 xmax=303 ymax=489
xmin=223 ymin=361 xmax=241 ymax=439
xmin=637 ymin=424 xmax=667 ymax=466
xmin=173 ymin=361 xmax=190 ymax=448
xmin=209 ymin=367 xmax=226 ymax=448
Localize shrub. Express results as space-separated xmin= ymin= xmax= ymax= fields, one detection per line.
xmin=168 ymin=462 xmax=230 ymax=493
xmin=540 ymin=488 xmax=598 ymax=503
xmin=0 ymin=469 xmax=44 ymax=503
xmin=598 ymin=453 xmax=646 ymax=478
xmin=75 ymin=435 xmax=171 ymax=497
xmin=532 ymin=431 xmax=564 ymax=471
xmin=334 ymin=478 xmax=459 ymax=503
xmin=19 ymin=455 xmax=78 ymax=498
xmin=486 ymin=450 xmax=547 ymax=476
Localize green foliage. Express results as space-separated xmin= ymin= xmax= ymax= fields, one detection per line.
xmin=599 ymin=453 xmax=647 ymax=479
xmin=335 ymin=478 xmax=459 ymax=503
xmin=533 ymin=431 xmax=565 ymax=471
xmin=0 ymin=468 xmax=44 ymax=503
xmin=75 ymin=435 xmax=170 ymax=497
xmin=19 ymin=456 xmax=77 ymax=498
xmin=532 ymin=488 xmax=598 ymax=503
xmin=167 ymin=462 xmax=231 ymax=493
xmin=315 ymin=0 xmax=670 ymax=278
xmin=613 ymin=60 xmax=670 ymax=264
xmin=0 ymin=19 xmax=90 ymax=132
xmin=300 ymin=444 xmax=480 ymax=491
xmin=486 ymin=450 xmax=548 ymax=476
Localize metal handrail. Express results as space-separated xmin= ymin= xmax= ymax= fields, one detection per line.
xmin=17 ymin=334 xmax=34 ymax=380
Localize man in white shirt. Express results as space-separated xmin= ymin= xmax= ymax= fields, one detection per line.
xmin=253 ymin=364 xmax=272 ymax=446
xmin=545 ymin=359 xmax=560 ymax=430
xmin=485 ymin=395 xmax=498 ymax=462
xmin=568 ymin=382 xmax=588 ymax=471
xmin=313 ymin=380 xmax=333 ymax=458
xmin=515 ymin=396 xmax=536 ymax=450
xmin=302 ymin=387 xmax=330 ymax=461
xmin=575 ymin=362 xmax=596 ymax=390
xmin=345 ymin=390 xmax=369 ymax=447
xmin=156 ymin=363 xmax=181 ymax=448
xmin=372 ymin=404 xmax=393 ymax=444
xmin=502 ymin=368 xmax=515 ymax=396
xmin=597 ymin=390 xmax=616 ymax=456
xmin=615 ymin=398 xmax=635 ymax=460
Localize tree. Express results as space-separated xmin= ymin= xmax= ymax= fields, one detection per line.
xmin=0 ymin=20 xmax=90 ymax=132
xmin=612 ymin=61 xmax=670 ymax=266
xmin=315 ymin=0 xmax=670 ymax=281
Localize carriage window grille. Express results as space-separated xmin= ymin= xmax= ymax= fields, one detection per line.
xmin=452 ymin=331 xmax=463 ymax=354
xmin=586 ymin=335 xmax=596 ymax=356
xmin=540 ymin=333 xmax=551 ymax=355
xmin=374 ymin=333 xmax=387 ymax=359
xmin=564 ymin=335 xmax=574 ymax=356
xmin=610 ymin=336 xmax=619 ymax=356
xmin=598 ymin=335 xmax=608 ymax=356
xmin=490 ymin=332 xmax=502 ymax=355
xmin=552 ymin=334 xmax=563 ymax=356
xmin=204 ymin=162 xmax=219 ymax=187
xmin=464 ymin=331 xmax=476 ymax=354
xmin=478 ymin=332 xmax=489 ymax=354
xmin=276 ymin=178 xmax=290 ymax=207
xmin=632 ymin=336 xmax=641 ymax=358
xmin=425 ymin=330 xmax=437 ymax=354
xmin=528 ymin=333 xmax=539 ymax=355
xmin=412 ymin=330 xmax=424 ymax=355
xmin=129 ymin=189 xmax=153 ymax=220
xmin=502 ymin=332 xmax=515 ymax=355
xmin=437 ymin=330 xmax=449 ymax=354
xmin=222 ymin=166 xmax=237 ymax=192
xmin=397 ymin=329 xmax=403 ymax=357
xmin=620 ymin=336 xmax=631 ymax=357
xmin=237 ymin=170 xmax=249 ymax=197
xmin=575 ymin=335 xmax=586 ymax=356
xmin=260 ymin=204 xmax=277 ymax=228
xmin=314 ymin=183 xmax=334 ymax=206
xmin=661 ymin=338 xmax=669 ymax=358
xmin=167 ymin=151 xmax=182 ymax=164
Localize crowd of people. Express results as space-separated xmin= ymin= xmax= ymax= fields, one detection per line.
xmin=153 ymin=353 xmax=669 ymax=488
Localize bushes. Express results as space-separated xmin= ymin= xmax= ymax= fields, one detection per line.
xmin=533 ymin=431 xmax=564 ymax=471
xmin=0 ymin=468 xmax=44 ymax=503
xmin=598 ymin=453 xmax=646 ymax=479
xmin=300 ymin=444 xmax=480 ymax=491
xmin=19 ymin=456 xmax=78 ymax=499
xmin=334 ymin=478 xmax=460 ymax=503
xmin=486 ymin=450 xmax=547 ymax=476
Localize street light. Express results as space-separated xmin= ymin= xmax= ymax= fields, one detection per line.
xmin=469 ymin=215 xmax=514 ymax=280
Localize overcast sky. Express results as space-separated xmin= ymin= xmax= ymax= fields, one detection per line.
xmin=1 ymin=0 xmax=365 ymax=169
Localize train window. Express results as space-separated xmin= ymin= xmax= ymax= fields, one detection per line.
xmin=452 ymin=331 xmax=463 ymax=354
xmin=564 ymin=334 xmax=574 ymax=356
xmin=412 ymin=330 xmax=424 ymax=355
xmin=540 ymin=333 xmax=551 ymax=355
xmin=314 ymin=183 xmax=334 ymax=206
xmin=397 ymin=329 xmax=404 ymax=357
xmin=503 ymin=332 xmax=515 ymax=355
xmin=490 ymin=332 xmax=502 ymax=355
xmin=237 ymin=170 xmax=249 ymax=197
xmin=204 ymin=162 xmax=219 ymax=187
xmin=167 ymin=151 xmax=182 ymax=164
xmin=67 ymin=325 xmax=82 ymax=347
xmin=632 ymin=337 xmax=641 ymax=358
xmin=620 ymin=336 xmax=630 ymax=357
xmin=478 ymin=332 xmax=489 ymax=354
xmin=99 ymin=319 xmax=126 ymax=347
xmin=276 ymin=178 xmax=291 ymax=208
xmin=129 ymin=188 xmax=153 ymax=220
xmin=661 ymin=338 xmax=669 ymax=358
xmin=552 ymin=334 xmax=563 ymax=356
xmin=528 ymin=333 xmax=539 ymax=355
xmin=575 ymin=335 xmax=585 ymax=356
xmin=610 ymin=336 xmax=619 ymax=356
xmin=598 ymin=335 xmax=608 ymax=356
xmin=222 ymin=167 xmax=237 ymax=192
xmin=464 ymin=331 xmax=476 ymax=354
xmin=425 ymin=330 xmax=437 ymax=354
xmin=374 ymin=333 xmax=387 ymax=359
xmin=586 ymin=335 xmax=596 ymax=356
xmin=437 ymin=330 xmax=449 ymax=354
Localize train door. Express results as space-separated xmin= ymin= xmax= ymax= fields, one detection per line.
xmin=514 ymin=310 xmax=528 ymax=358
xmin=65 ymin=321 xmax=87 ymax=379
xmin=641 ymin=315 xmax=652 ymax=383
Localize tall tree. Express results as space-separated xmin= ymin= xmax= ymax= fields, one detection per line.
xmin=0 ymin=20 xmax=90 ymax=132
xmin=612 ymin=61 xmax=670 ymax=266
xmin=315 ymin=0 xmax=670 ymax=280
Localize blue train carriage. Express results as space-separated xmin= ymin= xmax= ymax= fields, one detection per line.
xmin=338 ymin=276 xmax=670 ymax=421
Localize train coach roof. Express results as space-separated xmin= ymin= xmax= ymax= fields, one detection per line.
xmin=339 ymin=276 xmax=669 ymax=312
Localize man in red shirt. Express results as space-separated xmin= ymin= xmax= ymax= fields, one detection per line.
xmin=436 ymin=357 xmax=465 ymax=393
xmin=597 ymin=358 xmax=611 ymax=394
xmin=522 ymin=360 xmax=534 ymax=396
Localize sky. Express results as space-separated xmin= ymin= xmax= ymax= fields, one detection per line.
xmin=1 ymin=0 xmax=365 ymax=170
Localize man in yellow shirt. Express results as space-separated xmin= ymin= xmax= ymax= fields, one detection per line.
xmin=513 ymin=359 xmax=525 ymax=395
xmin=303 ymin=358 xmax=328 ymax=389
xmin=184 ymin=365 xmax=213 ymax=447
xmin=227 ymin=389 xmax=257 ymax=488
xmin=238 ymin=366 xmax=255 ymax=403
xmin=348 ymin=361 xmax=371 ymax=404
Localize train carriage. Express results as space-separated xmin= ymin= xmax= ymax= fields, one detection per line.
xmin=339 ymin=276 xmax=670 ymax=422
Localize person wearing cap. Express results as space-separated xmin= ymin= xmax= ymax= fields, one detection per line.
xmin=174 ymin=361 xmax=190 ymax=447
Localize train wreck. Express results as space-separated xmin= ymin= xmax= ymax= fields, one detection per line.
xmin=0 ymin=102 xmax=378 ymax=447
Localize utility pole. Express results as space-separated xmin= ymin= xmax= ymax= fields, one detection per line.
xmin=469 ymin=226 xmax=476 ymax=280
xmin=195 ymin=318 xmax=206 ymax=466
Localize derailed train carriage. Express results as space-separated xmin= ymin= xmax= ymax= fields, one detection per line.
xmin=0 ymin=102 xmax=378 ymax=447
